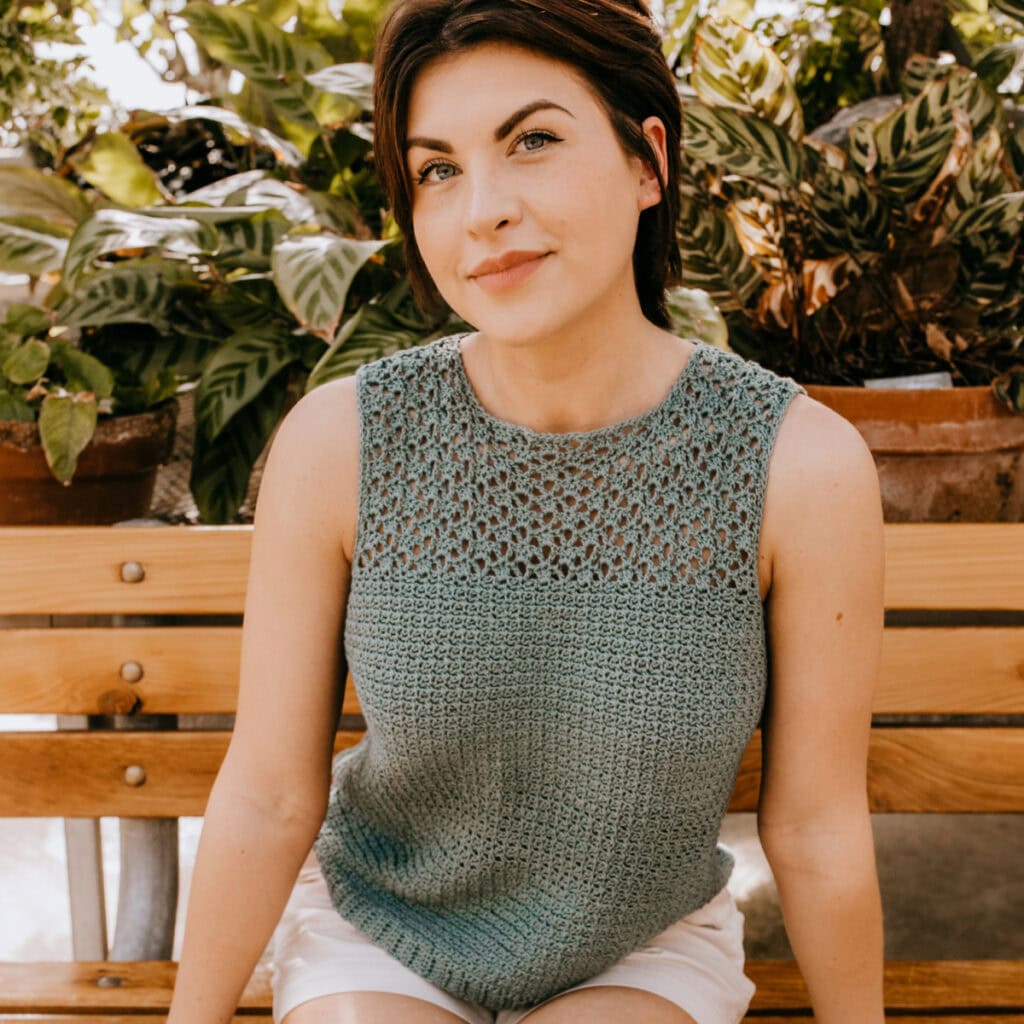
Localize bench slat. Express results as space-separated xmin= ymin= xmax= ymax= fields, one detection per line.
xmin=1 ymin=960 xmax=1021 ymax=1012
xmin=2 ymin=524 xmax=1023 ymax=615
xmin=3 ymin=728 xmax=1023 ymax=816
xmin=3 ymin=624 xmax=1023 ymax=716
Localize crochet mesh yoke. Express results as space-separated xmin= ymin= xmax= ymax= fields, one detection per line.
xmin=312 ymin=332 xmax=806 ymax=1010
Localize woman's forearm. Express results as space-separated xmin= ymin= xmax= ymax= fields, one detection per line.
xmin=166 ymin=771 xmax=325 ymax=1024
xmin=762 ymin=820 xmax=885 ymax=1024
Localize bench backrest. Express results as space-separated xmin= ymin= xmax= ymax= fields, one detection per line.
xmin=2 ymin=523 xmax=1023 ymax=818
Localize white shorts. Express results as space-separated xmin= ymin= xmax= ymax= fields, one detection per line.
xmin=270 ymin=849 xmax=756 ymax=1024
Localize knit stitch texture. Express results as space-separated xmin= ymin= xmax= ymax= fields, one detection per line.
xmin=312 ymin=332 xmax=807 ymax=1010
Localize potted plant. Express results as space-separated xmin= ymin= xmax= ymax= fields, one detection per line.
xmin=672 ymin=15 xmax=1024 ymax=521
xmin=0 ymin=0 xmax=468 ymax=525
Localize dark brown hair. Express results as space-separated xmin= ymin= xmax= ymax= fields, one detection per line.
xmin=371 ymin=0 xmax=683 ymax=327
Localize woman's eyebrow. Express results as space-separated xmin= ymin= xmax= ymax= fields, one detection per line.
xmin=405 ymin=99 xmax=574 ymax=153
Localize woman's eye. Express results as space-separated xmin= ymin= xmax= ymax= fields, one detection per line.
xmin=415 ymin=161 xmax=457 ymax=186
xmin=514 ymin=129 xmax=560 ymax=153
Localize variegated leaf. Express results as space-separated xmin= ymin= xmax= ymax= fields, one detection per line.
xmin=63 ymin=210 xmax=218 ymax=290
xmin=271 ymin=231 xmax=390 ymax=338
xmin=0 ymin=168 xmax=92 ymax=227
xmin=161 ymin=107 xmax=304 ymax=167
xmin=900 ymin=55 xmax=956 ymax=100
xmin=181 ymin=3 xmax=348 ymax=130
xmin=661 ymin=0 xmax=701 ymax=70
xmin=53 ymin=258 xmax=200 ymax=331
xmin=871 ymin=80 xmax=959 ymax=199
xmin=193 ymin=328 xmax=299 ymax=443
xmin=677 ymin=197 xmax=763 ymax=312
xmin=212 ymin=211 xmax=292 ymax=270
xmin=910 ymin=107 xmax=973 ymax=228
xmin=802 ymin=255 xmax=867 ymax=315
xmin=691 ymin=17 xmax=803 ymax=142
xmin=305 ymin=62 xmax=374 ymax=112
xmin=943 ymin=126 xmax=1006 ymax=228
xmin=848 ymin=119 xmax=879 ymax=178
xmin=190 ymin=366 xmax=290 ymax=524
xmin=681 ymin=101 xmax=804 ymax=188
xmin=992 ymin=0 xmax=1024 ymax=23
xmin=755 ymin=275 xmax=795 ymax=330
xmin=810 ymin=166 xmax=891 ymax=254
xmin=0 ymin=217 xmax=70 ymax=276
xmin=948 ymin=190 xmax=1024 ymax=238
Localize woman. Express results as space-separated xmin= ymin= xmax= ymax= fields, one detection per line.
xmin=167 ymin=2 xmax=887 ymax=1022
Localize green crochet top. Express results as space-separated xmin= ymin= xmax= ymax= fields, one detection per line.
xmin=312 ymin=332 xmax=806 ymax=1010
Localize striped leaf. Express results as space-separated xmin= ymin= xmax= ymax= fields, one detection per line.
xmin=0 ymin=168 xmax=91 ymax=227
xmin=179 ymin=170 xmax=272 ymax=207
xmin=63 ymin=210 xmax=217 ymax=290
xmin=948 ymin=190 xmax=1024 ymax=238
xmin=190 ymin=363 xmax=291 ymax=524
xmin=677 ymin=197 xmax=763 ymax=312
xmin=305 ymin=62 xmax=374 ymax=112
xmin=871 ymin=80 xmax=959 ymax=199
xmin=661 ymin=0 xmax=701 ymax=71
xmin=681 ymin=102 xmax=804 ymax=188
xmin=810 ymin=166 xmax=891 ymax=254
xmin=943 ymin=126 xmax=1006 ymax=227
xmin=161 ymin=108 xmax=304 ymax=167
xmin=993 ymin=0 xmax=1024 ymax=23
xmin=53 ymin=258 xmax=200 ymax=331
xmin=691 ymin=18 xmax=803 ymax=142
xmin=271 ymin=231 xmax=390 ymax=338
xmin=193 ymin=328 xmax=299 ymax=443
xmin=212 ymin=210 xmax=291 ymax=270
xmin=0 ymin=217 xmax=69 ymax=276
xmin=181 ymin=3 xmax=347 ymax=130
xmin=900 ymin=55 xmax=956 ymax=100
xmin=848 ymin=119 xmax=878 ymax=178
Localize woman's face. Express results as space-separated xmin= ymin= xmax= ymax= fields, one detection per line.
xmin=404 ymin=41 xmax=666 ymax=343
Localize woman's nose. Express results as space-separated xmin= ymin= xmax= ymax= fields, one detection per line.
xmin=463 ymin=168 xmax=522 ymax=237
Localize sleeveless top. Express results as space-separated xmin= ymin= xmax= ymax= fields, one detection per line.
xmin=312 ymin=332 xmax=806 ymax=1010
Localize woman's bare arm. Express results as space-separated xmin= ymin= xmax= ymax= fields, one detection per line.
xmin=756 ymin=396 xmax=886 ymax=1024
xmin=167 ymin=374 xmax=360 ymax=1024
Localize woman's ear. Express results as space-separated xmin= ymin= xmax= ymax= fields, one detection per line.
xmin=637 ymin=115 xmax=668 ymax=211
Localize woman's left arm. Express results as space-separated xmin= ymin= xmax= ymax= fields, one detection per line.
xmin=756 ymin=396 xmax=887 ymax=1024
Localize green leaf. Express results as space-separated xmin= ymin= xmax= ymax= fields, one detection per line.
xmin=51 ymin=341 xmax=115 ymax=398
xmin=992 ymin=0 xmax=1024 ymax=23
xmin=304 ymin=62 xmax=374 ymax=112
xmin=677 ymin=196 xmax=763 ymax=312
xmin=54 ymin=258 xmax=201 ymax=331
xmin=38 ymin=390 xmax=98 ymax=484
xmin=181 ymin=2 xmax=343 ymax=130
xmin=190 ymin=366 xmax=291 ymax=523
xmin=0 ymin=217 xmax=69 ymax=275
xmin=661 ymin=0 xmax=701 ymax=70
xmin=691 ymin=17 xmax=803 ymax=142
xmin=0 ymin=167 xmax=92 ymax=227
xmin=681 ymin=101 xmax=804 ymax=188
xmin=160 ymin=107 xmax=304 ymax=167
xmin=3 ymin=339 xmax=51 ymax=384
xmin=271 ymin=230 xmax=390 ymax=337
xmin=212 ymin=210 xmax=292 ymax=270
xmin=63 ymin=209 xmax=218 ymax=290
xmin=67 ymin=131 xmax=166 ymax=207
xmin=4 ymin=303 xmax=51 ymax=338
xmin=665 ymin=286 xmax=729 ymax=347
xmin=810 ymin=165 xmax=891 ymax=254
xmin=193 ymin=328 xmax=298 ymax=442
xmin=0 ymin=392 xmax=36 ymax=421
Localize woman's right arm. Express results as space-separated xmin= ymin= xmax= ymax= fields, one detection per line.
xmin=167 ymin=374 xmax=361 ymax=1024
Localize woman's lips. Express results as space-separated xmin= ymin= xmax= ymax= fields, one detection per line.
xmin=472 ymin=253 xmax=550 ymax=294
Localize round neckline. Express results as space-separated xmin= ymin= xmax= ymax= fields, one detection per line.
xmin=447 ymin=332 xmax=708 ymax=445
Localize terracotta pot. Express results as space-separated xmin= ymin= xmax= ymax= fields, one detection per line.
xmin=805 ymin=383 xmax=1024 ymax=522
xmin=0 ymin=399 xmax=178 ymax=525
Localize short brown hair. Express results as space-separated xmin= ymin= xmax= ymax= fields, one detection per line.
xmin=371 ymin=0 xmax=683 ymax=327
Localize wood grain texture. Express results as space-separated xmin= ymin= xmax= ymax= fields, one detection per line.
xmin=2 ymin=523 xmax=1022 ymax=615
xmin=3 ymin=728 xmax=1023 ymax=816
xmin=1 ymin=960 xmax=1021 ymax=1013
xmin=2 ymin=623 xmax=1021 ymax=716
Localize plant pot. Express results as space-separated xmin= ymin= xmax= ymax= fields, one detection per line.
xmin=0 ymin=399 xmax=178 ymax=525
xmin=805 ymin=383 xmax=1024 ymax=522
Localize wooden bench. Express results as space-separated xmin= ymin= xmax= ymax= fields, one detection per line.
xmin=1 ymin=522 xmax=1022 ymax=1022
